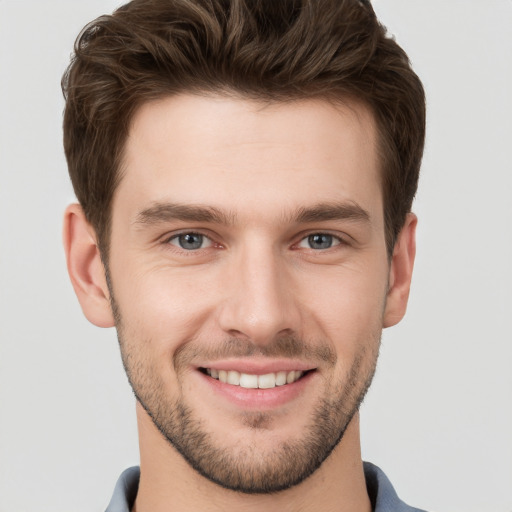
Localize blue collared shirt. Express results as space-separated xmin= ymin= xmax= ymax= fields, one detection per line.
xmin=105 ymin=462 xmax=427 ymax=512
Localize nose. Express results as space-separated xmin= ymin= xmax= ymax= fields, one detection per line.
xmin=217 ymin=242 xmax=301 ymax=346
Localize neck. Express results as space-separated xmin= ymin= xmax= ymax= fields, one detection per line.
xmin=133 ymin=404 xmax=371 ymax=512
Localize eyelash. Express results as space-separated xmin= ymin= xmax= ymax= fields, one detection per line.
xmin=165 ymin=232 xmax=215 ymax=251
xmin=295 ymin=232 xmax=344 ymax=251
xmin=162 ymin=231 xmax=348 ymax=253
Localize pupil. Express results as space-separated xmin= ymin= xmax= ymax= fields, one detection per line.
xmin=309 ymin=234 xmax=332 ymax=249
xmin=179 ymin=233 xmax=202 ymax=249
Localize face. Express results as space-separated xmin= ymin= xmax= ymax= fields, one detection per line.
xmin=107 ymin=94 xmax=391 ymax=493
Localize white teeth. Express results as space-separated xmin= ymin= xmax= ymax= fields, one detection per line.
xmin=239 ymin=373 xmax=259 ymax=389
xmin=275 ymin=371 xmax=287 ymax=386
xmin=206 ymin=368 xmax=306 ymax=388
xmin=258 ymin=373 xmax=276 ymax=389
xmin=227 ymin=370 xmax=240 ymax=385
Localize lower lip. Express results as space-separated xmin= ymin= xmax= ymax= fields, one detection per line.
xmin=197 ymin=370 xmax=315 ymax=410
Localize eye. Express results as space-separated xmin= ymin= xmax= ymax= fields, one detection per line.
xmin=168 ymin=232 xmax=212 ymax=250
xmin=298 ymin=233 xmax=341 ymax=250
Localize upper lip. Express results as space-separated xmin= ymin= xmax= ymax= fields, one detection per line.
xmin=197 ymin=358 xmax=316 ymax=374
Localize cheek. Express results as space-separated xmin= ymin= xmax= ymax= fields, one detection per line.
xmin=297 ymin=261 xmax=388 ymax=349
xmin=112 ymin=264 xmax=220 ymax=347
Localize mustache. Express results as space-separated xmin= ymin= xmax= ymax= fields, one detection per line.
xmin=174 ymin=334 xmax=337 ymax=370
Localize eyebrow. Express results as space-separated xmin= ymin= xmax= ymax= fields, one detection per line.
xmin=292 ymin=202 xmax=370 ymax=224
xmin=134 ymin=201 xmax=370 ymax=227
xmin=134 ymin=203 xmax=235 ymax=226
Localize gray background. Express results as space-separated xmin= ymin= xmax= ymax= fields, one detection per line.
xmin=0 ymin=1 xmax=511 ymax=511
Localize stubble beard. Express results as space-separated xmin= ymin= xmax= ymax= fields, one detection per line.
xmin=112 ymin=296 xmax=381 ymax=494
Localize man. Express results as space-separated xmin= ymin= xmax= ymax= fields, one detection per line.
xmin=62 ymin=0 xmax=426 ymax=510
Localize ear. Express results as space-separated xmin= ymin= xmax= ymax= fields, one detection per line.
xmin=63 ymin=204 xmax=115 ymax=328
xmin=383 ymin=213 xmax=417 ymax=328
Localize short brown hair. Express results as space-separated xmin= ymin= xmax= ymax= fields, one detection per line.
xmin=62 ymin=0 xmax=425 ymax=259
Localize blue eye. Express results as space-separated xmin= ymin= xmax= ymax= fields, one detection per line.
xmin=169 ymin=233 xmax=212 ymax=250
xmin=298 ymin=233 xmax=340 ymax=250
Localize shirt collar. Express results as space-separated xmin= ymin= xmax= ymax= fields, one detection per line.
xmin=105 ymin=462 xmax=426 ymax=512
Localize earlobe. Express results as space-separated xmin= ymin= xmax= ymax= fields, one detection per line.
xmin=63 ymin=204 xmax=115 ymax=328
xmin=383 ymin=213 xmax=417 ymax=328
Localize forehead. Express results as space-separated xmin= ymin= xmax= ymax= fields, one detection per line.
xmin=115 ymin=94 xmax=382 ymax=225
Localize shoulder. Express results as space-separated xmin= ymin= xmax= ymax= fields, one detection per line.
xmin=364 ymin=461 xmax=428 ymax=512
xmin=105 ymin=466 xmax=140 ymax=512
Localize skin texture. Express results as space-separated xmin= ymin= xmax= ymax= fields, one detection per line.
xmin=63 ymin=95 xmax=416 ymax=512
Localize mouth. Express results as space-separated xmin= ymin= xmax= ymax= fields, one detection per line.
xmin=199 ymin=368 xmax=313 ymax=389
xmin=196 ymin=362 xmax=318 ymax=409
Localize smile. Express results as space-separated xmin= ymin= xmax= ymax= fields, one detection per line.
xmin=202 ymin=368 xmax=307 ymax=389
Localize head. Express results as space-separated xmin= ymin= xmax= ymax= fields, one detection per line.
xmin=63 ymin=0 xmax=424 ymax=496
xmin=62 ymin=0 xmax=425 ymax=262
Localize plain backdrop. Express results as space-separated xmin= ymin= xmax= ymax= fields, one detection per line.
xmin=1 ymin=1 xmax=511 ymax=511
